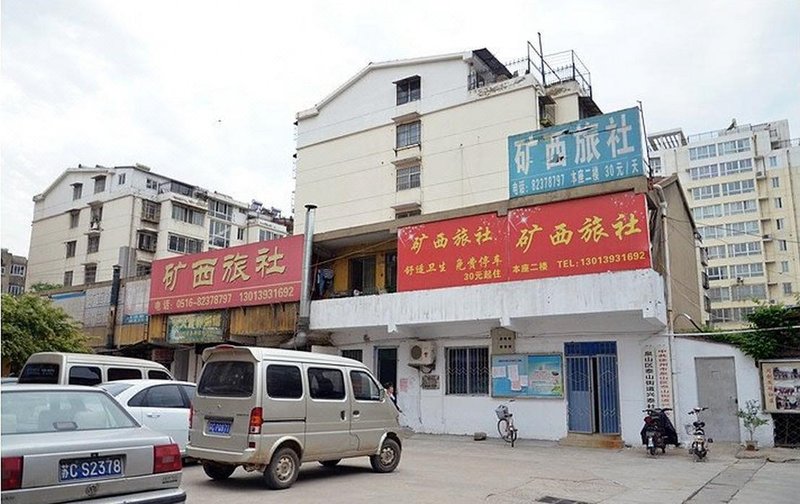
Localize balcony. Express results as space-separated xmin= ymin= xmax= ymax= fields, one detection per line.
xmin=311 ymin=269 xmax=666 ymax=338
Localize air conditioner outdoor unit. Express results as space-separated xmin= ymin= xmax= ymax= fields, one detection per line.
xmin=408 ymin=341 xmax=435 ymax=366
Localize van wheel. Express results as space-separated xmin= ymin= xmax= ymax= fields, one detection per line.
xmin=319 ymin=459 xmax=341 ymax=467
xmin=264 ymin=447 xmax=300 ymax=490
xmin=202 ymin=461 xmax=235 ymax=480
xmin=370 ymin=438 xmax=401 ymax=473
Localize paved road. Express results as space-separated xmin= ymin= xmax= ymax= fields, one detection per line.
xmin=182 ymin=435 xmax=799 ymax=503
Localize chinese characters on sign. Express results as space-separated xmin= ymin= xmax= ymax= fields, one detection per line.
xmin=508 ymin=107 xmax=644 ymax=197
xmin=655 ymin=345 xmax=673 ymax=410
xmin=397 ymin=192 xmax=651 ymax=291
xmin=760 ymin=360 xmax=800 ymax=414
xmin=643 ymin=346 xmax=657 ymax=411
xmin=149 ymin=235 xmax=303 ymax=315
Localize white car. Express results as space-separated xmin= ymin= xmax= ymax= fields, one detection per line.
xmin=99 ymin=380 xmax=196 ymax=456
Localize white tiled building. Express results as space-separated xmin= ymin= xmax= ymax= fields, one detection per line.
xmin=28 ymin=164 xmax=289 ymax=288
xmin=648 ymin=122 xmax=800 ymax=328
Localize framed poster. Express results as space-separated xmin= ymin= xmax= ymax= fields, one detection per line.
xmin=761 ymin=360 xmax=800 ymax=413
xmin=491 ymin=354 xmax=564 ymax=398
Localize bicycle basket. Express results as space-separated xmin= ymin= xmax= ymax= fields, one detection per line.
xmin=495 ymin=405 xmax=509 ymax=420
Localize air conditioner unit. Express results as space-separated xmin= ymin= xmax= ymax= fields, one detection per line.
xmin=408 ymin=341 xmax=435 ymax=366
xmin=755 ymin=171 xmax=765 ymax=179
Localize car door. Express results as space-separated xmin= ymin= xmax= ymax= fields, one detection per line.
xmin=303 ymin=366 xmax=356 ymax=459
xmin=130 ymin=384 xmax=189 ymax=453
xmin=349 ymin=368 xmax=392 ymax=453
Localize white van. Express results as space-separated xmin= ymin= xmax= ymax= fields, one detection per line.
xmin=17 ymin=352 xmax=174 ymax=385
xmin=187 ymin=345 xmax=402 ymax=489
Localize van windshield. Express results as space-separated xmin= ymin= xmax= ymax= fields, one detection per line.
xmin=198 ymin=361 xmax=254 ymax=397
xmin=18 ymin=364 xmax=60 ymax=384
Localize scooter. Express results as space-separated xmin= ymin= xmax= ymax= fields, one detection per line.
xmin=686 ymin=407 xmax=712 ymax=461
xmin=641 ymin=407 xmax=678 ymax=456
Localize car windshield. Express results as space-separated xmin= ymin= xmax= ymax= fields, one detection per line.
xmin=198 ymin=361 xmax=254 ymax=397
xmin=1 ymin=389 xmax=138 ymax=434
xmin=98 ymin=382 xmax=134 ymax=396
xmin=18 ymin=363 xmax=60 ymax=384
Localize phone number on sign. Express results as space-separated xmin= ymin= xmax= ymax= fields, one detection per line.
xmin=175 ymin=293 xmax=233 ymax=310
xmin=238 ymin=285 xmax=295 ymax=303
xmin=579 ymin=251 xmax=647 ymax=266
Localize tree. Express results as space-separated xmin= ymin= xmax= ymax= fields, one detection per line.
xmin=711 ymin=303 xmax=800 ymax=361
xmin=29 ymin=282 xmax=63 ymax=293
xmin=1 ymin=293 xmax=88 ymax=373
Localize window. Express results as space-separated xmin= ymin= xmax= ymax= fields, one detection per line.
xmin=10 ymin=264 xmax=25 ymax=276
xmin=197 ymin=361 xmax=254 ymax=397
xmin=69 ymin=210 xmax=80 ymax=228
xmin=768 ymin=156 xmax=778 ymax=168
xmin=146 ymin=178 xmax=159 ymax=190
xmin=266 ymin=365 xmax=303 ymax=399
xmin=93 ymin=176 xmax=106 ymax=194
xmin=692 ymin=204 xmax=722 ymax=220
xmin=717 ymin=138 xmax=750 ymax=155
xmin=650 ymin=157 xmax=662 ymax=173
xmin=69 ymin=366 xmax=102 ymax=386
xmin=117 ymin=173 xmax=126 ymax=185
xmin=130 ymin=385 xmax=183 ymax=408
xmin=784 ymin=283 xmax=794 ymax=296
xmin=396 ymin=76 xmax=421 ymax=105
xmin=395 ymin=208 xmax=421 ymax=219
xmin=179 ymin=385 xmax=196 ymax=401
xmin=698 ymin=226 xmax=722 ymax=240
xmin=137 ymin=231 xmax=158 ymax=252
xmin=350 ymin=370 xmax=381 ymax=401
xmin=691 ymin=184 xmax=720 ymax=200
xmin=8 ymin=285 xmax=23 ymax=295
xmin=774 ymin=197 xmax=783 ymax=209
xmin=341 ymin=349 xmax=363 ymax=362
xmin=723 ymin=200 xmax=757 ymax=216
xmin=780 ymin=261 xmax=789 ymax=273
xmin=84 ymin=264 xmax=97 ymax=284
xmin=778 ymin=240 xmax=788 ymax=251
xmin=237 ymin=227 xmax=245 ymax=240
xmin=719 ymin=158 xmax=752 ymax=176
xmin=708 ymin=287 xmax=730 ymax=302
xmin=707 ymin=266 xmax=728 ymax=280
xmin=142 ymin=200 xmax=161 ymax=222
xmin=446 ymin=347 xmax=489 ymax=395
xmin=689 ymin=144 xmax=716 ymax=160
xmin=65 ymin=241 xmax=77 ymax=258
xmin=728 ymin=241 xmax=761 ymax=257
xmin=259 ymin=229 xmax=278 ymax=241
xmin=385 ymin=251 xmax=397 ymax=293
xmin=688 ymin=164 xmax=719 ymax=180
xmin=726 ymin=220 xmax=759 ymax=237
xmin=349 ymin=256 xmax=376 ymax=294
xmin=72 ymin=183 xmax=83 ymax=200
xmin=776 ymin=218 xmax=785 ymax=230
xmin=136 ymin=262 xmax=152 ymax=276
xmin=208 ymin=200 xmax=233 ymax=221
xmin=704 ymin=245 xmax=726 ymax=260
xmin=396 ymin=165 xmax=421 ymax=191
xmin=18 ymin=363 xmax=59 ymax=384
xmin=87 ymin=235 xmax=100 ymax=254
xmin=63 ymin=271 xmax=73 ymax=287
xmin=396 ymin=121 xmax=421 ymax=148
xmin=731 ymin=284 xmax=766 ymax=301
xmin=171 ymin=204 xmax=204 ymax=225
xmin=209 ymin=220 xmax=231 ymax=248
xmin=308 ymin=368 xmax=345 ymax=400
xmin=107 ymin=368 xmax=142 ymax=381
xmin=733 ymin=263 xmax=764 ymax=278
xmin=771 ymin=177 xmax=780 ymax=188
xmin=168 ymin=233 xmax=203 ymax=254
xmin=721 ymin=179 xmax=755 ymax=196
xmin=90 ymin=205 xmax=103 ymax=225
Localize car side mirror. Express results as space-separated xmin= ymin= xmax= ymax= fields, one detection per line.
xmin=380 ymin=389 xmax=386 ymax=401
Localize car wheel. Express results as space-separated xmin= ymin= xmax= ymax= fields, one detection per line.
xmin=202 ymin=461 xmax=236 ymax=480
xmin=264 ymin=447 xmax=300 ymax=490
xmin=370 ymin=438 xmax=401 ymax=473
xmin=319 ymin=459 xmax=341 ymax=467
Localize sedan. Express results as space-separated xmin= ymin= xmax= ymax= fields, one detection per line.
xmin=1 ymin=384 xmax=185 ymax=504
xmin=99 ymin=380 xmax=195 ymax=457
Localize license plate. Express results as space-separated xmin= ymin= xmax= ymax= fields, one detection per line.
xmin=207 ymin=420 xmax=232 ymax=435
xmin=60 ymin=456 xmax=123 ymax=482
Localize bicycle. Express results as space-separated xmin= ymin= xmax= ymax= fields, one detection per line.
xmin=495 ymin=402 xmax=518 ymax=447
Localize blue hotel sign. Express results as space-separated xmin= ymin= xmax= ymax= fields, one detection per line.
xmin=508 ymin=107 xmax=644 ymax=197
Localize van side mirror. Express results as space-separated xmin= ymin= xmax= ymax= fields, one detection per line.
xmin=380 ymin=389 xmax=386 ymax=401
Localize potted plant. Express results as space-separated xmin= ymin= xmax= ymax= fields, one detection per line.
xmin=737 ymin=399 xmax=769 ymax=450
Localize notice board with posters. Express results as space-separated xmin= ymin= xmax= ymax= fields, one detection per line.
xmin=761 ymin=360 xmax=800 ymax=413
xmin=491 ymin=354 xmax=564 ymax=398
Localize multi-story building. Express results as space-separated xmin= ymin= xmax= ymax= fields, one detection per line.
xmin=648 ymin=121 xmax=800 ymax=328
xmin=28 ymin=164 xmax=290 ymax=288
xmin=292 ymin=45 xmax=725 ymax=448
xmin=1 ymin=248 xmax=27 ymax=295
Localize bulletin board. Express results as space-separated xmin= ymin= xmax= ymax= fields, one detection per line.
xmin=491 ymin=354 xmax=564 ymax=398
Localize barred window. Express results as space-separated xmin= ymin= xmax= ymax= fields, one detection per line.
xmin=396 ymin=121 xmax=421 ymax=148
xmin=446 ymin=347 xmax=489 ymax=395
xmin=396 ymin=165 xmax=421 ymax=191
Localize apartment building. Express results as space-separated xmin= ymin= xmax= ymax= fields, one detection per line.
xmin=28 ymin=164 xmax=290 ymax=288
xmin=648 ymin=121 xmax=800 ymax=328
xmin=1 ymin=248 xmax=27 ymax=295
xmin=291 ymin=45 xmax=730 ymax=448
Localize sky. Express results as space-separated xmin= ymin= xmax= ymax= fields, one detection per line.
xmin=2 ymin=0 xmax=799 ymax=256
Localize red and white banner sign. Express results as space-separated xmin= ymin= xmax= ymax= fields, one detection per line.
xmin=398 ymin=192 xmax=651 ymax=292
xmin=149 ymin=235 xmax=303 ymax=315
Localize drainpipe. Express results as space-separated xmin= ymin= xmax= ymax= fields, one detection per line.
xmin=293 ymin=204 xmax=317 ymax=349
xmin=653 ymin=184 xmax=679 ymax=428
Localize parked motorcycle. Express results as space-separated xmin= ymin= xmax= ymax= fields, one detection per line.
xmin=640 ymin=407 xmax=679 ymax=456
xmin=686 ymin=407 xmax=712 ymax=461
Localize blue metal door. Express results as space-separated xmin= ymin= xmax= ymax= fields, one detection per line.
xmin=565 ymin=342 xmax=620 ymax=434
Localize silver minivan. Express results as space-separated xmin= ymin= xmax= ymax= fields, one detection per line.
xmin=187 ymin=345 xmax=402 ymax=489
xmin=17 ymin=352 xmax=174 ymax=385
